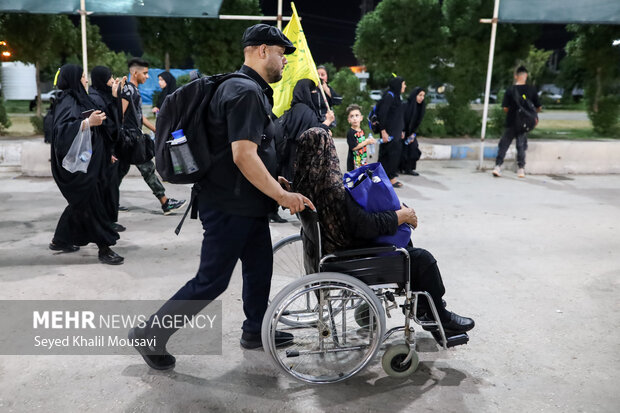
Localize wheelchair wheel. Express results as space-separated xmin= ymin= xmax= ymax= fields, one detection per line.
xmin=354 ymin=302 xmax=370 ymax=328
xmin=381 ymin=343 xmax=419 ymax=378
xmin=271 ymin=234 xmax=304 ymax=297
xmin=262 ymin=272 xmax=386 ymax=384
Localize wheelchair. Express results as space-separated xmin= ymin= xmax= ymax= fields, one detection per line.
xmin=263 ymin=209 xmax=468 ymax=384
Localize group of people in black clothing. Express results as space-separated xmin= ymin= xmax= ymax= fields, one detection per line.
xmin=48 ymin=59 xmax=186 ymax=265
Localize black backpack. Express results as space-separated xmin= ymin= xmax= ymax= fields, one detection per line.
xmin=512 ymin=88 xmax=538 ymax=134
xmin=154 ymin=72 xmax=251 ymax=184
xmin=367 ymin=91 xmax=394 ymax=134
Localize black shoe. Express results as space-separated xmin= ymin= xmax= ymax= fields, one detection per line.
xmin=113 ymin=223 xmax=126 ymax=232
xmin=98 ymin=247 xmax=124 ymax=265
xmin=440 ymin=312 xmax=475 ymax=333
xmin=240 ymin=330 xmax=293 ymax=349
xmin=404 ymin=170 xmax=419 ymax=176
xmin=128 ymin=327 xmax=176 ymax=370
xmin=268 ymin=212 xmax=287 ymax=223
xmin=162 ymin=198 xmax=187 ymax=215
xmin=118 ymin=205 xmax=129 ymax=212
xmin=49 ymin=242 xmax=79 ymax=253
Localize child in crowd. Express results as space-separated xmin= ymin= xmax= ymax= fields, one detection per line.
xmin=346 ymin=104 xmax=376 ymax=171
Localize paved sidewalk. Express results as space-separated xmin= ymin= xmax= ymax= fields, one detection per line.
xmin=0 ymin=160 xmax=619 ymax=412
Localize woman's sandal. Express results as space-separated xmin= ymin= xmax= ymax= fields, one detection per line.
xmin=392 ymin=181 xmax=403 ymax=188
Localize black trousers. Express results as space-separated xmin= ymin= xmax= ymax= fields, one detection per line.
xmin=147 ymin=203 xmax=273 ymax=345
xmin=408 ymin=247 xmax=449 ymax=321
xmin=400 ymin=137 xmax=421 ymax=172
xmin=496 ymin=127 xmax=528 ymax=168
xmin=378 ymin=139 xmax=402 ymax=179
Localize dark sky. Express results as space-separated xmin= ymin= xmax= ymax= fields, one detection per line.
xmin=92 ymin=1 xmax=569 ymax=69
xmin=92 ymin=1 xmax=378 ymax=68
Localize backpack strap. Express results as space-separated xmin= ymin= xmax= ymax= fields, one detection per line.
xmin=174 ymin=183 xmax=201 ymax=235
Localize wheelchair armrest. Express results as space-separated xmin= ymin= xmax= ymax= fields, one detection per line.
xmin=324 ymin=245 xmax=398 ymax=259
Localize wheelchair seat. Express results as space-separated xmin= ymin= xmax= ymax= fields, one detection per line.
xmin=297 ymin=208 xmax=409 ymax=286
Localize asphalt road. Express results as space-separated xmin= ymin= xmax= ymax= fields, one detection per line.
xmin=0 ymin=160 xmax=618 ymax=412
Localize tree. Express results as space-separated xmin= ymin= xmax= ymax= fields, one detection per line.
xmin=0 ymin=14 xmax=77 ymax=116
xmin=329 ymin=68 xmax=374 ymax=137
xmin=565 ymin=24 xmax=620 ymax=135
xmin=188 ymin=0 xmax=261 ymax=75
xmin=353 ymin=0 xmax=446 ymax=90
xmin=138 ymin=17 xmax=191 ymax=70
xmin=441 ymin=0 xmax=537 ymax=135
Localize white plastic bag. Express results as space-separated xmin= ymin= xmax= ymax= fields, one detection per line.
xmin=62 ymin=119 xmax=93 ymax=173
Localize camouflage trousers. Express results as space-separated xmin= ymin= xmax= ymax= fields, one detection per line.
xmin=119 ymin=159 xmax=166 ymax=200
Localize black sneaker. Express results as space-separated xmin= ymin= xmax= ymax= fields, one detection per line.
xmin=49 ymin=241 xmax=79 ymax=253
xmin=162 ymin=198 xmax=187 ymax=215
xmin=128 ymin=326 xmax=176 ymax=370
xmin=98 ymin=247 xmax=124 ymax=265
xmin=118 ymin=205 xmax=129 ymax=212
xmin=240 ymin=330 xmax=293 ymax=349
xmin=113 ymin=223 xmax=126 ymax=232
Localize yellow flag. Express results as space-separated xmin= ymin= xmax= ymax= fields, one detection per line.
xmin=270 ymin=2 xmax=320 ymax=117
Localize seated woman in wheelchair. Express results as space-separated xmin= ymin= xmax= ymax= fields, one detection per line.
xmin=291 ymin=127 xmax=474 ymax=335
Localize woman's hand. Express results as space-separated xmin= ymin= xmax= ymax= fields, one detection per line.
xmin=151 ymin=107 xmax=159 ymax=114
xmin=277 ymin=176 xmax=291 ymax=191
xmin=88 ymin=110 xmax=106 ymax=127
xmin=323 ymin=110 xmax=335 ymax=125
xmin=396 ymin=206 xmax=417 ymax=228
xmin=366 ymin=137 xmax=376 ymax=145
xmin=381 ymin=129 xmax=389 ymax=143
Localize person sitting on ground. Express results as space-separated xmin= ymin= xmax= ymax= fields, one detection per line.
xmin=292 ymin=127 xmax=475 ymax=335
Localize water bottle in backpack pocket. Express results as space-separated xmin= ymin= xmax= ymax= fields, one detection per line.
xmin=167 ymin=129 xmax=199 ymax=175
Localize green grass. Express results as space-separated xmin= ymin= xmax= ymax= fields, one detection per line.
xmin=4 ymin=100 xmax=33 ymax=114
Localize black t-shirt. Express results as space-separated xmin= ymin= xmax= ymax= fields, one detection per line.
xmin=199 ymin=65 xmax=278 ymax=218
xmin=121 ymin=82 xmax=143 ymax=130
xmin=502 ymin=84 xmax=541 ymax=128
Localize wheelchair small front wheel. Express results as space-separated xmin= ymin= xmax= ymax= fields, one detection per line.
xmin=382 ymin=343 xmax=419 ymax=378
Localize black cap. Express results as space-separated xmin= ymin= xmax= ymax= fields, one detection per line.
xmin=241 ymin=24 xmax=296 ymax=55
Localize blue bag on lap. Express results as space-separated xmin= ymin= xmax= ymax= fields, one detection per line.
xmin=343 ymin=162 xmax=411 ymax=248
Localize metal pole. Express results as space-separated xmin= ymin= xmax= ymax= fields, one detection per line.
xmin=479 ymin=0 xmax=500 ymax=170
xmin=80 ymin=0 xmax=88 ymax=90
xmin=277 ymin=0 xmax=283 ymax=29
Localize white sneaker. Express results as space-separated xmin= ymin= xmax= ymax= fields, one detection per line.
xmin=517 ymin=168 xmax=525 ymax=178
xmin=492 ymin=165 xmax=501 ymax=177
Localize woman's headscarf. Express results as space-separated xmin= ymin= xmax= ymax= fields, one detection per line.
xmin=293 ymin=127 xmax=350 ymax=253
xmin=156 ymin=71 xmax=177 ymax=109
xmin=56 ymin=64 xmax=94 ymax=110
xmin=387 ymin=76 xmax=404 ymax=99
xmin=404 ymin=86 xmax=426 ymax=136
xmin=90 ymin=66 xmax=113 ymax=102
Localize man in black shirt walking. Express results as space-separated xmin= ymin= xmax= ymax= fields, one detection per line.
xmin=129 ymin=24 xmax=314 ymax=370
xmin=119 ymin=58 xmax=186 ymax=214
xmin=493 ymin=66 xmax=542 ymax=178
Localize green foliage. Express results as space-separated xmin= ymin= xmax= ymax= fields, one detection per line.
xmin=587 ymin=95 xmax=620 ymax=136
xmin=329 ymin=68 xmax=374 ymax=137
xmin=417 ymin=107 xmax=445 ymax=137
xmin=30 ymin=115 xmax=44 ymax=135
xmin=565 ymin=24 xmax=620 ymax=136
xmin=487 ymin=91 xmax=506 ymax=138
xmin=517 ymin=46 xmax=552 ymax=86
xmin=138 ymin=17 xmax=191 ymax=70
xmin=176 ymin=74 xmax=192 ymax=87
xmin=0 ymin=92 xmax=11 ymax=133
xmin=354 ymin=0 xmax=445 ymax=89
xmin=189 ymin=0 xmax=261 ymax=75
xmin=437 ymin=103 xmax=481 ymax=136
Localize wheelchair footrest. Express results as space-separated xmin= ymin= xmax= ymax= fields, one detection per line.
xmin=432 ymin=331 xmax=469 ymax=348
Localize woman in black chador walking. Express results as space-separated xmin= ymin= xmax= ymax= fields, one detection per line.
xmin=49 ymin=64 xmax=123 ymax=265
xmin=400 ymin=87 xmax=426 ymax=176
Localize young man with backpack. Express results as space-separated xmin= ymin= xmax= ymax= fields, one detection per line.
xmin=492 ymin=66 xmax=542 ymax=178
xmin=118 ymin=58 xmax=186 ymax=214
xmin=129 ymin=24 xmax=314 ymax=370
